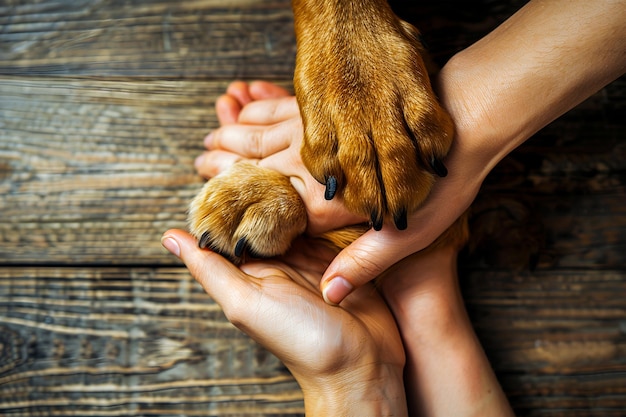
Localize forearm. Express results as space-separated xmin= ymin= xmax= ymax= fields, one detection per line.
xmin=399 ymin=295 xmax=513 ymax=417
xmin=382 ymin=248 xmax=513 ymax=417
xmin=298 ymin=364 xmax=408 ymax=417
xmin=439 ymin=0 xmax=626 ymax=174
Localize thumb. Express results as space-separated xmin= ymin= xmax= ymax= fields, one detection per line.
xmin=320 ymin=228 xmax=417 ymax=305
xmin=161 ymin=229 xmax=252 ymax=309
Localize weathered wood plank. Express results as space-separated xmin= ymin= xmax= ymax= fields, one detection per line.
xmin=0 ymin=77 xmax=211 ymax=265
xmin=1 ymin=76 xmax=625 ymax=269
xmin=0 ymin=267 xmax=304 ymax=416
xmin=1 ymin=266 xmax=624 ymax=415
xmin=466 ymin=77 xmax=626 ymax=270
xmin=462 ymin=269 xmax=626 ymax=416
xmin=467 ymin=192 xmax=626 ymax=270
xmin=0 ymin=77 xmax=293 ymax=265
xmin=0 ymin=0 xmax=296 ymax=79
xmin=2 ymin=0 xmax=623 ymax=415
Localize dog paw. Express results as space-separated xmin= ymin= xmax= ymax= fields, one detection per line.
xmin=188 ymin=162 xmax=307 ymax=264
xmin=294 ymin=13 xmax=454 ymax=230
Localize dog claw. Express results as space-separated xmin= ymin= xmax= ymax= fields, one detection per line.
xmin=234 ymin=237 xmax=247 ymax=258
xmin=394 ymin=209 xmax=408 ymax=230
xmin=430 ymin=157 xmax=448 ymax=177
xmin=371 ymin=211 xmax=383 ymax=231
xmin=199 ymin=231 xmax=212 ymax=249
xmin=325 ymin=176 xmax=337 ymax=200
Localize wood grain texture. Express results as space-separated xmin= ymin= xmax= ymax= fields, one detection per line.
xmin=0 ymin=267 xmax=304 ymax=416
xmin=467 ymin=83 xmax=626 ymax=271
xmin=1 ymin=0 xmax=625 ymax=415
xmin=1 ymin=77 xmax=624 ymax=268
xmin=0 ymin=0 xmax=296 ymax=79
xmin=0 ymin=77 xmax=288 ymax=265
xmin=462 ymin=269 xmax=626 ymax=416
xmin=0 ymin=77 xmax=209 ymax=264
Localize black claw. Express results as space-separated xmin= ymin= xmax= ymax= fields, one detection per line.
xmin=394 ymin=209 xmax=408 ymax=231
xmin=234 ymin=237 xmax=247 ymax=258
xmin=325 ymin=176 xmax=337 ymax=200
xmin=199 ymin=231 xmax=211 ymax=249
xmin=430 ymin=157 xmax=448 ymax=177
xmin=371 ymin=211 xmax=383 ymax=231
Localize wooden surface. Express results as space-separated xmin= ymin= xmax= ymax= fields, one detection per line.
xmin=1 ymin=0 xmax=625 ymax=416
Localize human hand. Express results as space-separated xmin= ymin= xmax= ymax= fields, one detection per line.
xmin=199 ymin=0 xmax=626 ymax=304
xmin=196 ymin=81 xmax=483 ymax=304
xmin=379 ymin=246 xmax=514 ymax=417
xmin=196 ymin=81 xmax=365 ymax=237
xmin=192 ymin=85 xmax=512 ymax=416
xmin=161 ymin=229 xmax=407 ymax=416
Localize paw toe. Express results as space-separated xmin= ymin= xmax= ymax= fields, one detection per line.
xmin=188 ymin=163 xmax=307 ymax=264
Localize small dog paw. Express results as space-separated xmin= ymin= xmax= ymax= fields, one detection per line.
xmin=188 ymin=162 xmax=307 ymax=264
xmin=294 ymin=14 xmax=454 ymax=230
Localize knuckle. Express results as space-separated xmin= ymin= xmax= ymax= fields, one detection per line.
xmin=246 ymin=130 xmax=263 ymax=158
xmin=210 ymin=128 xmax=223 ymax=149
xmin=346 ymin=246 xmax=386 ymax=282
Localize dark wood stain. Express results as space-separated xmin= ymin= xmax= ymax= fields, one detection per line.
xmin=1 ymin=0 xmax=624 ymax=415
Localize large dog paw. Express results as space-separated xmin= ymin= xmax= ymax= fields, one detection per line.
xmin=293 ymin=10 xmax=454 ymax=231
xmin=188 ymin=162 xmax=307 ymax=264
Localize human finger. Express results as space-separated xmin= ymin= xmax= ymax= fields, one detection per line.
xmin=319 ymin=197 xmax=464 ymax=304
xmin=214 ymin=81 xmax=255 ymax=125
xmin=216 ymin=81 xmax=292 ymax=126
xmin=206 ymin=118 xmax=293 ymax=158
xmin=225 ymin=81 xmax=254 ymax=107
xmin=237 ymin=96 xmax=300 ymax=125
xmin=160 ymin=229 xmax=257 ymax=316
xmin=216 ymin=93 xmax=243 ymax=125
xmin=320 ymin=194 xmax=471 ymax=305
xmin=319 ymin=228 xmax=413 ymax=305
xmin=318 ymin=186 xmax=461 ymax=305
xmin=194 ymin=150 xmax=252 ymax=178
xmin=247 ymin=81 xmax=292 ymax=100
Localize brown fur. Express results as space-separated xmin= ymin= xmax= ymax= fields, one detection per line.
xmin=189 ymin=0 xmax=467 ymax=264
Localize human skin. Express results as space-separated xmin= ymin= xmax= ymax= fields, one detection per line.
xmin=193 ymin=80 xmax=514 ymax=416
xmin=186 ymin=0 xmax=624 ymax=413
xmin=200 ymin=0 xmax=626 ymax=305
xmin=162 ymin=227 xmax=514 ymax=416
xmin=161 ymin=230 xmax=409 ymax=416
xmin=381 ymin=247 xmax=514 ymax=416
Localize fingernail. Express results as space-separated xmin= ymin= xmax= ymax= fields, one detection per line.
xmin=322 ymin=277 xmax=353 ymax=306
xmin=204 ymin=133 xmax=214 ymax=148
xmin=161 ymin=236 xmax=181 ymax=258
xmin=194 ymin=154 xmax=205 ymax=169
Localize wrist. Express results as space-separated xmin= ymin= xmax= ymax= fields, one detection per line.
xmin=438 ymin=0 xmax=626 ymax=177
xmin=437 ymin=52 xmax=514 ymax=181
xmin=297 ymin=362 xmax=408 ymax=417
